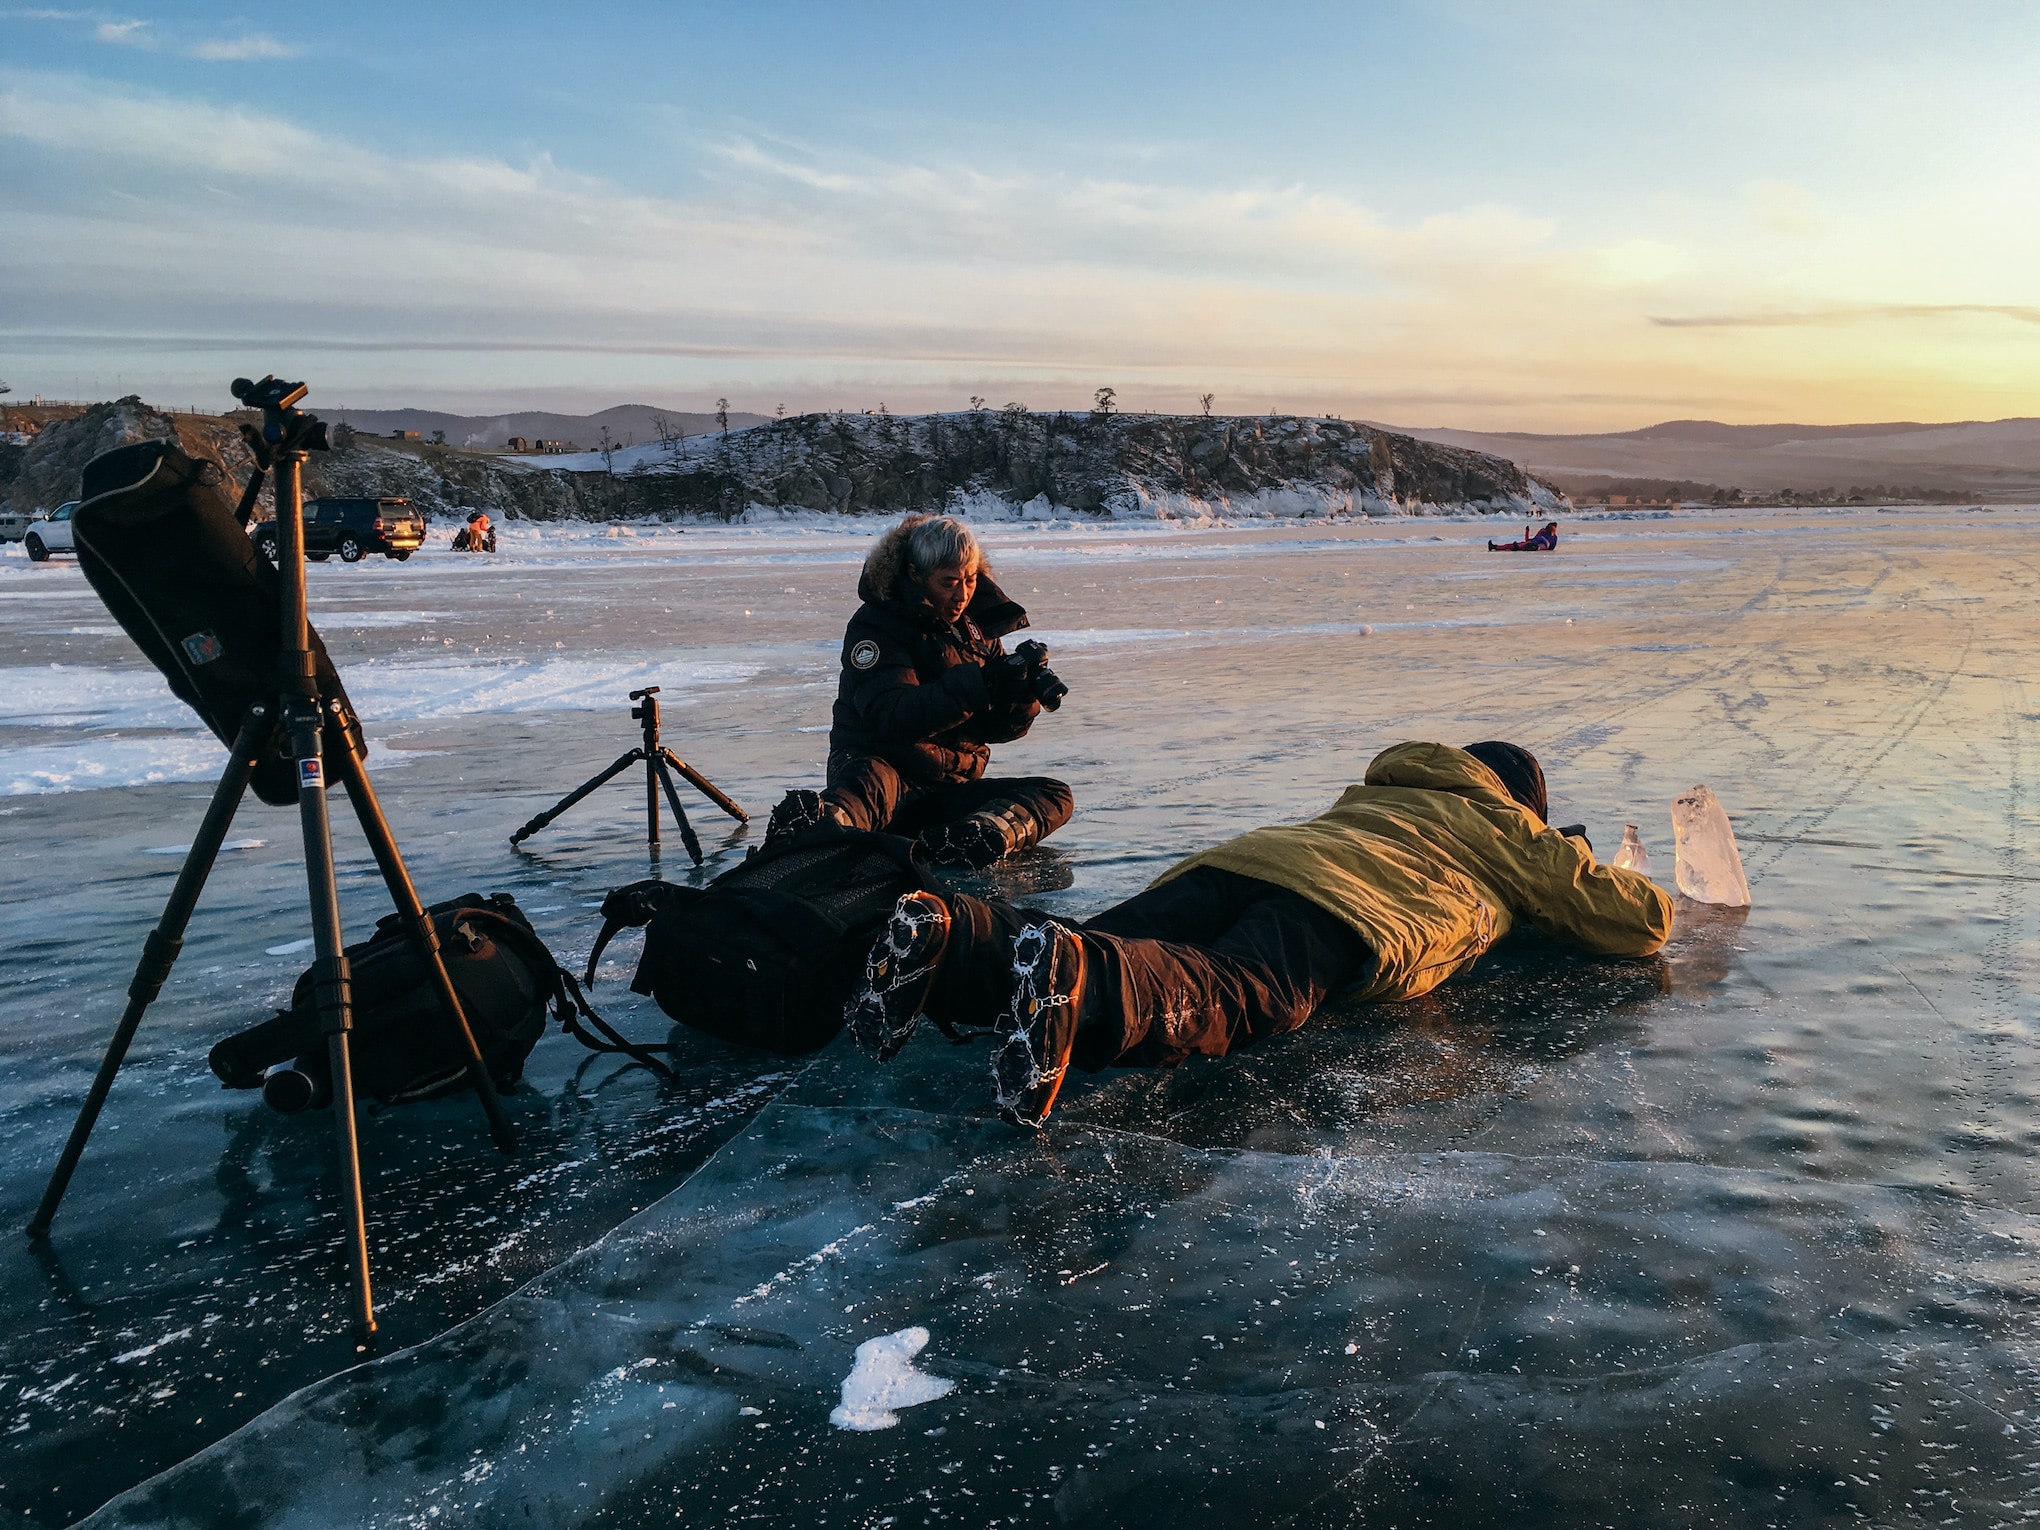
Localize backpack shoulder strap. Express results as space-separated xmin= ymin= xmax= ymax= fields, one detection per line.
xmin=461 ymin=903 xmax=678 ymax=1081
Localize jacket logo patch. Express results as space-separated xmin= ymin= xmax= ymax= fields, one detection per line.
xmin=849 ymin=640 xmax=881 ymax=670
xmin=182 ymin=630 xmax=224 ymax=666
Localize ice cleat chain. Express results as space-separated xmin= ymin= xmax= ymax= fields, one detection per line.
xmin=992 ymin=922 xmax=1081 ymax=1127
xmin=845 ymin=892 xmax=951 ymax=1061
xmin=764 ymin=789 xmax=829 ymax=849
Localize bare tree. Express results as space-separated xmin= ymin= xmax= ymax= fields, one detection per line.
xmin=1200 ymin=393 xmax=1214 ymax=417
xmin=429 ymin=428 xmax=446 ymax=446
xmin=1093 ymin=386 xmax=1117 ymax=416
xmin=776 ymin=403 xmax=786 ymax=418
xmin=598 ymin=424 xmax=617 ymax=476
xmin=969 ymin=395 xmax=985 ymax=412
xmin=716 ymin=397 xmax=729 ymax=435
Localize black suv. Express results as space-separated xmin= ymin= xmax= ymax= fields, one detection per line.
xmin=254 ymin=498 xmax=426 ymax=563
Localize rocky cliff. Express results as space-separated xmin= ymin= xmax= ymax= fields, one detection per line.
xmin=0 ymin=397 xmax=268 ymax=517
xmin=3 ymin=402 xmax=1566 ymax=524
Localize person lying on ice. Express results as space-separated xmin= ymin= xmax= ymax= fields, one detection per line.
xmin=845 ymin=740 xmax=1672 ymax=1128
xmin=766 ymin=513 xmax=1074 ymax=869
xmin=1489 ymin=521 xmax=1559 ymax=552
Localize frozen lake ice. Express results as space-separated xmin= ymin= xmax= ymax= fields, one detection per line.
xmin=2 ymin=506 xmax=2037 ymax=1526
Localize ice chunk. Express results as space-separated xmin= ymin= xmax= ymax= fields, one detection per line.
xmin=1670 ymin=786 xmax=1750 ymax=906
xmin=828 ymin=1326 xmax=955 ymax=1432
xmin=1611 ymin=823 xmax=1654 ymax=877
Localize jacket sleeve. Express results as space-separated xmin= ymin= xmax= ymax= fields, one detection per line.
xmin=840 ymin=624 xmax=991 ymax=747
xmin=1496 ymin=824 xmax=1673 ymax=956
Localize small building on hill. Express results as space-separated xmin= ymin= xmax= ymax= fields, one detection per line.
xmin=505 ymin=436 xmax=529 ymax=451
xmin=534 ymin=439 xmax=575 ymax=454
xmin=389 ymin=429 xmax=422 ymax=441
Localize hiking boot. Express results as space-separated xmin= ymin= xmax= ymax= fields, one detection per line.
xmin=845 ymin=891 xmax=951 ymax=1061
xmin=991 ymin=921 xmax=1086 ymax=1127
xmin=764 ymin=789 xmax=846 ymax=848
xmin=919 ymin=805 xmax=1042 ymax=869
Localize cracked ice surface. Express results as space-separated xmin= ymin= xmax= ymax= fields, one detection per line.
xmin=4 ymin=509 xmax=2040 ymax=1525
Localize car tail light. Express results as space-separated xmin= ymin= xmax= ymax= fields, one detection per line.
xmin=372 ymin=518 xmax=385 ymax=531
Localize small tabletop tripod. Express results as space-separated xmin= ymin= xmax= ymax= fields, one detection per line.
xmin=509 ymin=687 xmax=747 ymax=863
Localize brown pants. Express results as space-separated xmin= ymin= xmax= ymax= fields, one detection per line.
xmin=822 ymin=750 xmax=1073 ymax=845
xmin=927 ymin=866 xmax=1373 ymax=1069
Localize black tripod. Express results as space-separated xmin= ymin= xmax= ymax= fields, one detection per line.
xmin=509 ymin=687 xmax=746 ymax=864
xmin=26 ymin=376 xmax=514 ymax=1352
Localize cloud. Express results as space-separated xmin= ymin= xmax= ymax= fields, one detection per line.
xmin=94 ymin=18 xmax=147 ymax=46
xmin=189 ymin=34 xmax=298 ymax=61
xmin=4 ymin=68 xmax=2039 ymax=426
xmin=1651 ymin=305 xmax=2040 ymax=329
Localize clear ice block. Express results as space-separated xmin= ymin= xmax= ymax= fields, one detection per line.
xmin=1671 ymin=786 xmax=1750 ymax=906
xmin=1611 ymin=822 xmax=1654 ymax=877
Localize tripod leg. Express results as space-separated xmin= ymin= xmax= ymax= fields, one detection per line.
xmin=651 ymin=754 xmax=705 ymax=865
xmin=338 ymin=752 xmax=516 ymax=1154
xmin=660 ymin=749 xmax=750 ymax=824
xmin=509 ymin=751 xmax=645 ymax=844
xmin=27 ymin=711 xmax=269 ymax=1238
xmin=645 ymin=753 xmax=660 ymax=849
xmin=286 ymin=713 xmax=377 ymax=1348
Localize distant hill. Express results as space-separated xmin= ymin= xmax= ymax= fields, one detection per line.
xmin=301 ymin=410 xmax=1567 ymax=522
xmin=1381 ymin=416 xmax=2040 ymax=499
xmin=323 ymin=404 xmax=772 ymax=450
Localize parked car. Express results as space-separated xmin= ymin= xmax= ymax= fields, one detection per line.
xmin=253 ymin=497 xmax=426 ymax=563
xmin=0 ymin=507 xmax=31 ymax=544
xmin=23 ymin=501 xmax=79 ymax=561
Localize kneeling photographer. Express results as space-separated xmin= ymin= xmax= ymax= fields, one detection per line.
xmin=768 ymin=513 xmax=1073 ymax=868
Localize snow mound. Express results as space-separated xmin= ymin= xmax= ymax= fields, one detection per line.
xmin=828 ymin=1326 xmax=955 ymax=1431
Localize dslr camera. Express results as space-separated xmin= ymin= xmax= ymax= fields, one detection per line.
xmin=995 ymin=639 xmax=1069 ymax=712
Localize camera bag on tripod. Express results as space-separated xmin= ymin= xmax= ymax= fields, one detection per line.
xmin=587 ymin=825 xmax=941 ymax=1056
xmin=71 ymin=437 xmax=362 ymax=806
xmin=209 ymin=892 xmax=673 ymax=1110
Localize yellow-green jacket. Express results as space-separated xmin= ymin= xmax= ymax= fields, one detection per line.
xmin=1154 ymin=742 xmax=1673 ymax=1002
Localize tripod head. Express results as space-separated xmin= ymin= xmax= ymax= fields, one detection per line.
xmin=231 ymin=375 xmax=329 ymax=458
xmin=630 ymin=687 xmax=661 ymax=743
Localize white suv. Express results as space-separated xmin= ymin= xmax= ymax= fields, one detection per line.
xmin=23 ymin=501 xmax=79 ymax=561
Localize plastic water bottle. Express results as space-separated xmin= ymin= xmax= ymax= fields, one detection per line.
xmin=1611 ymin=823 xmax=1654 ymax=877
xmin=1671 ymin=786 xmax=1751 ymax=906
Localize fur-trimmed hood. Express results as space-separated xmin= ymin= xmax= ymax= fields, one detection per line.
xmin=856 ymin=516 xmax=1029 ymax=638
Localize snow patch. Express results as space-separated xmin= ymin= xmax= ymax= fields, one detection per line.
xmin=829 ymin=1327 xmax=956 ymax=1432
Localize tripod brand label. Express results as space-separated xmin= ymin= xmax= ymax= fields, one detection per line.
xmin=298 ymin=758 xmax=322 ymax=790
xmin=181 ymin=630 xmax=224 ymax=666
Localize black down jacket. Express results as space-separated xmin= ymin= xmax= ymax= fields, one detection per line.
xmin=827 ymin=520 xmax=1041 ymax=786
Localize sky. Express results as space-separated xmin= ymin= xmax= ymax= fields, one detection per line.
xmin=3 ymin=1 xmax=2038 ymax=429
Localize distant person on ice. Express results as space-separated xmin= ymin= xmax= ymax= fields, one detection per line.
xmin=1489 ymin=520 xmax=1559 ymax=552
xmin=845 ymin=740 xmax=1672 ymax=1127
xmin=766 ymin=513 xmax=1074 ymax=869
xmin=451 ymin=511 xmax=496 ymax=552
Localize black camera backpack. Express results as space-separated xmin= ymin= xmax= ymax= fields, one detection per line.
xmin=589 ymin=825 xmax=940 ymax=1056
xmin=72 ymin=438 xmax=361 ymax=806
xmin=209 ymin=892 xmax=670 ymax=1110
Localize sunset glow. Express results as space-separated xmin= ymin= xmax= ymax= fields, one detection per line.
xmin=4 ymin=2 xmax=2037 ymax=427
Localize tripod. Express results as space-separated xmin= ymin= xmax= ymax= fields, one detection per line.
xmin=26 ymin=376 xmax=515 ymax=1352
xmin=509 ymin=687 xmax=747 ymax=864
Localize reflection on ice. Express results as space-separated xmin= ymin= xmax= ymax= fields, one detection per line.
xmin=8 ymin=508 xmax=2040 ymax=1525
